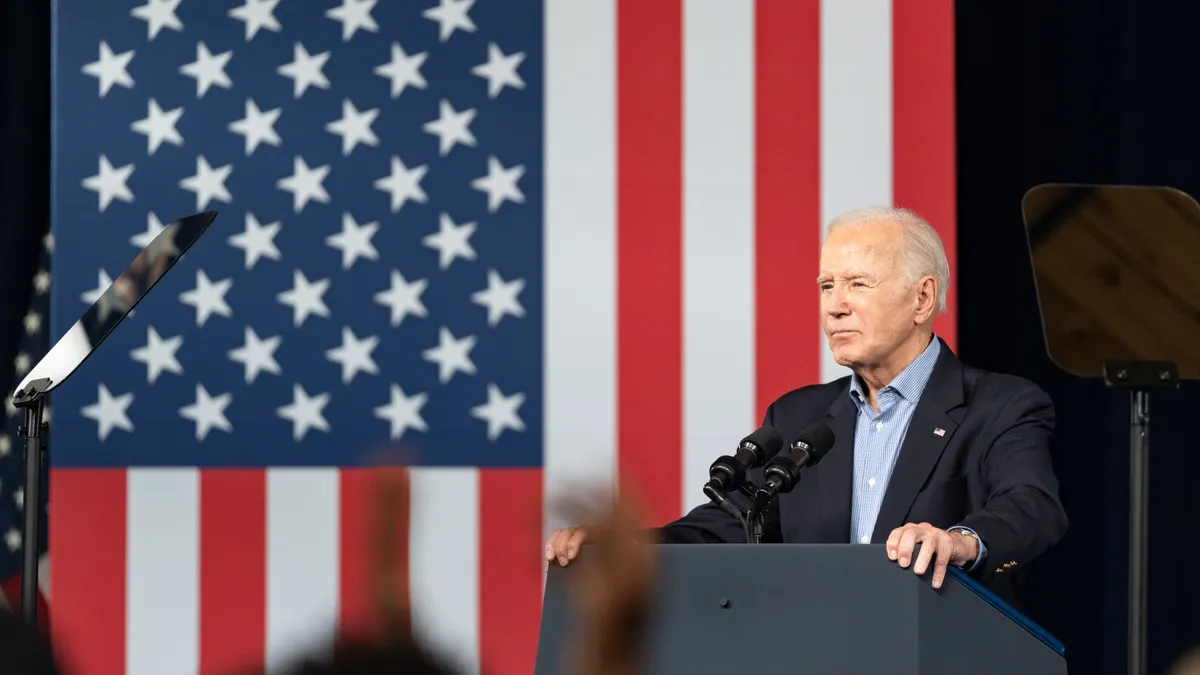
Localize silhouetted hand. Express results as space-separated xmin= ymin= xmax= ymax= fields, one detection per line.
xmin=552 ymin=490 xmax=654 ymax=675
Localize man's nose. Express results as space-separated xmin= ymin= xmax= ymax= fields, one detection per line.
xmin=825 ymin=289 xmax=849 ymax=315
xmin=827 ymin=302 xmax=849 ymax=317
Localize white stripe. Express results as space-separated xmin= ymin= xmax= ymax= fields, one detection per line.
xmin=266 ymin=468 xmax=340 ymax=674
xmin=819 ymin=0 xmax=894 ymax=383
xmin=409 ymin=467 xmax=480 ymax=675
xmin=682 ymin=0 xmax=756 ymax=513
xmin=126 ymin=468 xmax=198 ymax=675
xmin=543 ymin=0 xmax=617 ymax=533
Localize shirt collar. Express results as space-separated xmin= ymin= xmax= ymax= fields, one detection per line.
xmin=848 ymin=335 xmax=941 ymax=405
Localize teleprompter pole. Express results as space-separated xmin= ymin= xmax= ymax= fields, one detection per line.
xmin=12 ymin=377 xmax=51 ymax=626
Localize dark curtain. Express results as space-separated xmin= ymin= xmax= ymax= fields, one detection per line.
xmin=0 ymin=1 xmax=50 ymax=591
xmin=956 ymin=1 xmax=1200 ymax=673
xmin=0 ymin=0 xmax=51 ymax=393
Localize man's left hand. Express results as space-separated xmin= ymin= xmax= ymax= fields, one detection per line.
xmin=885 ymin=522 xmax=978 ymax=589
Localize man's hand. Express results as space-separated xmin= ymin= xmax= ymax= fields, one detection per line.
xmin=885 ymin=522 xmax=978 ymax=589
xmin=545 ymin=525 xmax=593 ymax=567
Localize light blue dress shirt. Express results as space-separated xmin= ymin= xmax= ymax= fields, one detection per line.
xmin=846 ymin=336 xmax=986 ymax=571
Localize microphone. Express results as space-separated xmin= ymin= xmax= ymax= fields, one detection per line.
xmin=753 ymin=422 xmax=835 ymax=508
xmin=706 ymin=426 xmax=785 ymax=493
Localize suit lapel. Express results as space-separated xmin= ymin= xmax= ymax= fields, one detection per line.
xmin=869 ymin=341 xmax=966 ymax=542
xmin=817 ymin=391 xmax=857 ymax=542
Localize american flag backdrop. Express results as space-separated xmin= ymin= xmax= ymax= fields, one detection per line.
xmin=47 ymin=1 xmax=956 ymax=674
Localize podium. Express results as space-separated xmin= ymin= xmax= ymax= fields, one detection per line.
xmin=534 ymin=544 xmax=1065 ymax=675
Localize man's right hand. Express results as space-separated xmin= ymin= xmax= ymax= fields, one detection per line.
xmin=545 ymin=525 xmax=593 ymax=567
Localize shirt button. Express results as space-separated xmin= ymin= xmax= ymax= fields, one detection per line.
xmin=868 ymin=478 xmax=876 ymax=487
xmin=860 ymin=535 xmax=870 ymax=544
xmin=875 ymin=421 xmax=883 ymax=430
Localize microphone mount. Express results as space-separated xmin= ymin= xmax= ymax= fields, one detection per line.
xmin=702 ymin=426 xmax=834 ymax=544
xmin=702 ymin=478 xmax=768 ymax=544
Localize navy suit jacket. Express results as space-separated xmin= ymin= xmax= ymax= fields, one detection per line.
xmin=655 ymin=339 xmax=1068 ymax=604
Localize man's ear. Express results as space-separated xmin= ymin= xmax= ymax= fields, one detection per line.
xmin=913 ymin=276 xmax=937 ymax=323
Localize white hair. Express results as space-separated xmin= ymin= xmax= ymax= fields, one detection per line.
xmin=825 ymin=205 xmax=950 ymax=315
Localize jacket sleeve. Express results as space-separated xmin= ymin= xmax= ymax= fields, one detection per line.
xmin=956 ymin=380 xmax=1068 ymax=581
xmin=648 ymin=403 xmax=785 ymax=544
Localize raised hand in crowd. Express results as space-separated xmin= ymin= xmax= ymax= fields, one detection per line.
xmin=553 ymin=490 xmax=656 ymax=675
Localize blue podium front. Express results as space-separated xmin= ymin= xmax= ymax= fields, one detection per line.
xmin=534 ymin=543 xmax=1065 ymax=675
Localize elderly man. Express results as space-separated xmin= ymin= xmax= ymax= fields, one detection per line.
xmin=545 ymin=206 xmax=1067 ymax=602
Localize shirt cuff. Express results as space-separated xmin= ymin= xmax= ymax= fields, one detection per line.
xmin=947 ymin=526 xmax=986 ymax=572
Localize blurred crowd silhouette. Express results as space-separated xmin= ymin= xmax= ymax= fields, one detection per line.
xmin=1 ymin=462 xmax=1197 ymax=675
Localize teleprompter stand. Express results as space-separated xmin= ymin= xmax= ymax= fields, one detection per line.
xmin=1021 ymin=184 xmax=1198 ymax=675
xmin=1104 ymin=360 xmax=1178 ymax=675
xmin=10 ymin=378 xmax=49 ymax=625
xmin=8 ymin=210 xmax=219 ymax=625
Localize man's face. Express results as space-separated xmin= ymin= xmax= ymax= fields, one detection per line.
xmin=817 ymin=221 xmax=925 ymax=369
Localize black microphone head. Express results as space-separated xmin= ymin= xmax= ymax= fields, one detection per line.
xmin=793 ymin=422 xmax=835 ymax=462
xmin=739 ymin=426 xmax=784 ymax=465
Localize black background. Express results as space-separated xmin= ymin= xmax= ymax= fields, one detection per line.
xmin=956 ymin=1 xmax=1200 ymax=672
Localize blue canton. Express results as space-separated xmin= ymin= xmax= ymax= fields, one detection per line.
xmin=846 ymin=336 xmax=986 ymax=570
xmin=51 ymin=1 xmax=544 ymax=470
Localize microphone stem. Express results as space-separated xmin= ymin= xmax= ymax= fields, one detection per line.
xmin=748 ymin=505 xmax=765 ymax=544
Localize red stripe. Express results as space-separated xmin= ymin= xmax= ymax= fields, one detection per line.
xmin=338 ymin=469 xmax=371 ymax=639
xmin=338 ymin=466 xmax=416 ymax=645
xmin=49 ymin=469 xmax=126 ymax=675
xmin=198 ymin=470 xmax=266 ymax=674
xmin=755 ymin=0 xmax=823 ymax=416
xmin=338 ymin=466 xmax=384 ymax=638
xmin=616 ymin=0 xmax=683 ymax=524
xmin=478 ymin=468 xmax=543 ymax=675
xmin=893 ymin=0 xmax=957 ymax=350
